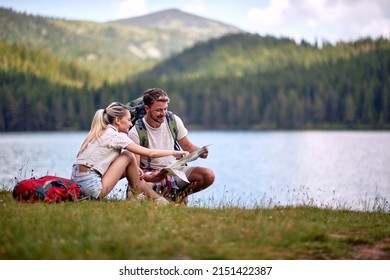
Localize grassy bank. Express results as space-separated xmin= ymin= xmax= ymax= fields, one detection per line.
xmin=0 ymin=191 xmax=389 ymax=260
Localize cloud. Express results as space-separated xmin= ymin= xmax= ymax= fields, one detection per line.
xmin=246 ymin=0 xmax=390 ymax=43
xmin=247 ymin=0 xmax=290 ymax=27
xmin=112 ymin=0 xmax=148 ymax=19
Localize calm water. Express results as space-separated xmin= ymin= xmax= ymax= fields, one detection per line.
xmin=1 ymin=131 xmax=389 ymax=210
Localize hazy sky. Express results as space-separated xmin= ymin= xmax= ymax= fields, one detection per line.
xmin=1 ymin=0 xmax=389 ymax=44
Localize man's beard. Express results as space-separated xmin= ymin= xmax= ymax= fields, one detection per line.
xmin=151 ymin=114 xmax=165 ymax=124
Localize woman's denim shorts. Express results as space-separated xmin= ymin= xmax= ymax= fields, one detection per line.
xmin=71 ymin=165 xmax=102 ymax=199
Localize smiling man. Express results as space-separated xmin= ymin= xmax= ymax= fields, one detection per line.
xmin=128 ymin=88 xmax=215 ymax=204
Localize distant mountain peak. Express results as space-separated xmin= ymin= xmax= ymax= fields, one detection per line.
xmin=109 ymin=8 xmax=242 ymax=33
xmin=1 ymin=7 xmax=242 ymax=63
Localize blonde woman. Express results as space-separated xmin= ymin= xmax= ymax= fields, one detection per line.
xmin=71 ymin=102 xmax=188 ymax=204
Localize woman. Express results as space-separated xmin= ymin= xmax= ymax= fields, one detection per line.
xmin=71 ymin=102 xmax=188 ymax=204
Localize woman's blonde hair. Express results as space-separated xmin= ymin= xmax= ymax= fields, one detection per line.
xmin=77 ymin=102 xmax=130 ymax=156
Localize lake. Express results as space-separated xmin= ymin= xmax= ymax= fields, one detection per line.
xmin=0 ymin=131 xmax=389 ymax=211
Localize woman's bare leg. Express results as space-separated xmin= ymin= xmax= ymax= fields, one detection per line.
xmin=101 ymin=151 xmax=161 ymax=200
xmin=124 ymin=162 xmax=160 ymax=200
xmin=99 ymin=151 xmax=134 ymax=198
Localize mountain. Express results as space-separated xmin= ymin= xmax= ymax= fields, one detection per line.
xmin=110 ymin=8 xmax=242 ymax=42
xmin=0 ymin=7 xmax=242 ymax=84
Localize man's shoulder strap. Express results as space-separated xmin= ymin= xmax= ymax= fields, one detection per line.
xmin=166 ymin=111 xmax=178 ymax=142
xmin=134 ymin=112 xmax=178 ymax=148
xmin=134 ymin=118 xmax=148 ymax=147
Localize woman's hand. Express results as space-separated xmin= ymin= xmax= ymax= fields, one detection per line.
xmin=173 ymin=150 xmax=189 ymax=159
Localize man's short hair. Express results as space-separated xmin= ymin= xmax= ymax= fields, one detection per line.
xmin=143 ymin=88 xmax=170 ymax=106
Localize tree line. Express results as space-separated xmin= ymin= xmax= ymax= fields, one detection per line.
xmin=0 ymin=37 xmax=389 ymax=131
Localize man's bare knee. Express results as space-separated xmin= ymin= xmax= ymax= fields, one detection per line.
xmin=202 ymin=168 xmax=215 ymax=187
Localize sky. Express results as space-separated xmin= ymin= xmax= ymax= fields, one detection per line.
xmin=1 ymin=0 xmax=389 ymax=44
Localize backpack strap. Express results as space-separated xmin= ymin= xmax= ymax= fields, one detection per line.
xmin=166 ymin=111 xmax=180 ymax=151
xmin=35 ymin=178 xmax=68 ymax=197
xmin=135 ymin=118 xmax=151 ymax=170
xmin=135 ymin=118 xmax=149 ymax=148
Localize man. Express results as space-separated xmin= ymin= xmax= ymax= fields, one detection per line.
xmin=128 ymin=88 xmax=215 ymax=203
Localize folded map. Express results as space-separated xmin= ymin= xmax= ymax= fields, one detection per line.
xmin=163 ymin=145 xmax=210 ymax=183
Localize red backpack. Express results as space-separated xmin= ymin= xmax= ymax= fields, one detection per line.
xmin=13 ymin=175 xmax=82 ymax=203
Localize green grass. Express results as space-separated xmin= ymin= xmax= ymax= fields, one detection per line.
xmin=1 ymin=191 xmax=389 ymax=260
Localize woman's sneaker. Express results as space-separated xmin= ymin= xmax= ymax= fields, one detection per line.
xmin=155 ymin=196 xmax=169 ymax=205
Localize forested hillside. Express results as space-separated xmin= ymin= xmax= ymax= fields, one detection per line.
xmin=0 ymin=41 xmax=91 ymax=88
xmin=142 ymin=33 xmax=390 ymax=79
xmin=0 ymin=8 xmax=239 ymax=84
xmin=134 ymin=34 xmax=390 ymax=129
xmin=0 ymin=8 xmax=389 ymax=131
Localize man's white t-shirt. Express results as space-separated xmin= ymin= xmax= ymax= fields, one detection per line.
xmin=128 ymin=114 xmax=188 ymax=170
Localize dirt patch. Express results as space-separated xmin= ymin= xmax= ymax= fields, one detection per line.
xmin=355 ymin=238 xmax=390 ymax=260
xmin=329 ymin=234 xmax=390 ymax=260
